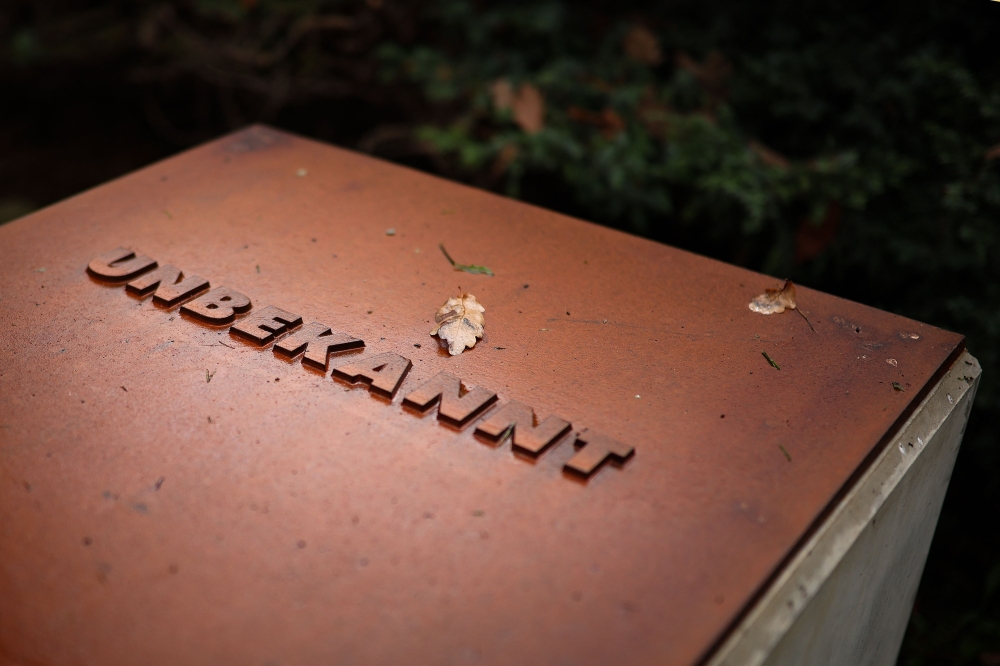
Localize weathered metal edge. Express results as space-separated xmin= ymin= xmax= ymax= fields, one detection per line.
xmin=702 ymin=349 xmax=981 ymax=666
xmin=696 ymin=335 xmax=968 ymax=664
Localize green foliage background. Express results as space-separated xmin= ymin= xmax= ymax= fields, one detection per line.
xmin=2 ymin=1 xmax=999 ymax=662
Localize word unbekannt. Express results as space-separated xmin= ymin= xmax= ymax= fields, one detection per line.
xmin=87 ymin=247 xmax=635 ymax=480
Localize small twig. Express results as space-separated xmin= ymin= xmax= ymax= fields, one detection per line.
xmin=762 ymin=351 xmax=780 ymax=370
xmin=498 ymin=423 xmax=515 ymax=446
xmin=795 ymin=308 xmax=816 ymax=333
xmin=438 ymin=243 xmax=494 ymax=276
xmin=439 ymin=243 xmax=457 ymax=267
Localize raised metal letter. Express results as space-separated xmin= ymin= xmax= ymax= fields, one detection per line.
xmin=564 ymin=428 xmax=634 ymax=478
xmin=274 ymin=322 xmax=364 ymax=371
xmin=332 ymin=352 xmax=412 ymax=399
xmin=180 ymin=287 xmax=252 ymax=326
xmin=230 ymin=305 xmax=303 ymax=346
xmin=87 ymin=247 xmax=157 ymax=282
xmin=403 ymin=372 xmax=497 ymax=428
xmin=475 ymin=401 xmax=571 ymax=455
xmin=125 ymin=265 xmax=209 ymax=307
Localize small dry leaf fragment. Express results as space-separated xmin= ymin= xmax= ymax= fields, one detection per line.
xmin=623 ymin=26 xmax=662 ymax=65
xmin=430 ymin=293 xmax=485 ymax=355
xmin=490 ymin=79 xmax=514 ymax=111
xmin=512 ymin=84 xmax=545 ymax=134
xmin=886 ymin=358 xmax=898 ymax=367
xmin=892 ymin=382 xmax=905 ymax=392
xmin=748 ymin=140 xmax=790 ymax=169
xmin=675 ymin=50 xmax=732 ymax=109
xmin=439 ymin=243 xmax=494 ymax=276
xmin=491 ymin=78 xmax=545 ymax=134
xmin=490 ymin=143 xmax=520 ymax=178
xmin=750 ymin=279 xmax=797 ymax=315
xmin=567 ymin=106 xmax=626 ymax=139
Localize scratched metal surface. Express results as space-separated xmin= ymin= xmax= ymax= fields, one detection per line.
xmin=0 ymin=126 xmax=964 ymax=666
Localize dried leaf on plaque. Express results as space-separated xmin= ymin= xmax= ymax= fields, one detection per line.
xmin=749 ymin=279 xmax=798 ymax=315
xmin=431 ymin=293 xmax=485 ymax=355
xmin=750 ymin=279 xmax=817 ymax=332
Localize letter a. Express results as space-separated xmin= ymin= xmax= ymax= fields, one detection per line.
xmin=332 ymin=353 xmax=412 ymax=399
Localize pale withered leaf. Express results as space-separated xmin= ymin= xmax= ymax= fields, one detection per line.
xmin=512 ymin=84 xmax=545 ymax=134
xmin=749 ymin=279 xmax=797 ymax=315
xmin=490 ymin=78 xmax=545 ymax=134
xmin=430 ymin=293 xmax=485 ymax=355
xmin=623 ymin=26 xmax=662 ymax=66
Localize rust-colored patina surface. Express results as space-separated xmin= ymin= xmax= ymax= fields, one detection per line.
xmin=0 ymin=126 xmax=964 ymax=666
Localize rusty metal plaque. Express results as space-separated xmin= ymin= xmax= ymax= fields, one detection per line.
xmin=0 ymin=126 xmax=964 ymax=665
